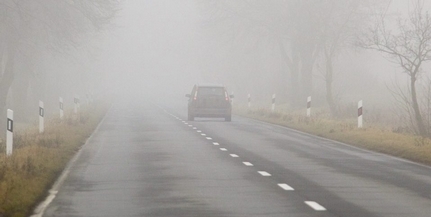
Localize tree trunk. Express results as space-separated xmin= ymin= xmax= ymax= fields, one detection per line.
xmin=325 ymin=55 xmax=337 ymax=117
xmin=290 ymin=47 xmax=300 ymax=107
xmin=278 ymin=40 xmax=300 ymax=107
xmin=0 ymin=45 xmax=16 ymax=140
xmin=300 ymin=48 xmax=314 ymax=105
xmin=411 ymin=75 xmax=428 ymax=137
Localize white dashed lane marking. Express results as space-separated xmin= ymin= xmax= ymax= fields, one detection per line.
xmin=220 ymin=148 xmax=227 ymax=151
xmin=213 ymin=142 xmax=219 ymax=146
xmin=230 ymin=154 xmax=239 ymax=157
xmin=278 ymin=183 xmax=294 ymax=191
xmin=305 ymin=201 xmax=326 ymax=211
xmin=201 ymin=134 xmax=206 ymax=136
xmin=193 ymin=127 xmax=197 ymax=130
xmin=243 ymin=162 xmax=253 ymax=166
xmin=206 ymin=137 xmax=212 ymax=140
xmin=258 ymin=171 xmax=271 ymax=176
xmin=197 ymin=130 xmax=202 ymax=133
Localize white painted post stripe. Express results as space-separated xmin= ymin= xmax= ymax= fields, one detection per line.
xmin=305 ymin=201 xmax=326 ymax=211
xmin=230 ymin=154 xmax=239 ymax=157
xmin=213 ymin=142 xmax=219 ymax=146
xmin=39 ymin=101 xmax=44 ymax=134
xmin=6 ymin=109 xmax=13 ymax=156
xmin=206 ymin=137 xmax=212 ymax=140
xmin=271 ymin=94 xmax=276 ymax=112
xmin=278 ymin=183 xmax=294 ymax=191
xmin=358 ymin=100 xmax=363 ymax=128
xmin=243 ymin=162 xmax=253 ymax=166
xmin=220 ymin=148 xmax=227 ymax=151
xmin=258 ymin=171 xmax=271 ymax=176
xmin=248 ymin=93 xmax=251 ymax=108
xmin=59 ymin=97 xmax=64 ymax=120
xmin=307 ymin=96 xmax=311 ymax=117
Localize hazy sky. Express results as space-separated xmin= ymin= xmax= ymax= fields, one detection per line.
xmin=91 ymin=0 xmax=203 ymax=100
xmin=84 ymin=0 xmax=431 ymax=106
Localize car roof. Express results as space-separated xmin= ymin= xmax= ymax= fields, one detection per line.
xmin=196 ymin=83 xmax=225 ymax=88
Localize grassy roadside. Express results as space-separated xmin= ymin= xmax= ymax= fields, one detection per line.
xmin=234 ymin=106 xmax=431 ymax=166
xmin=0 ymin=103 xmax=108 ymax=217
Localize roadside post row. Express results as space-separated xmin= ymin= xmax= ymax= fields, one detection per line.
xmin=254 ymin=94 xmax=364 ymax=128
xmin=164 ymin=110 xmax=328 ymax=213
xmin=5 ymin=94 xmax=91 ymax=156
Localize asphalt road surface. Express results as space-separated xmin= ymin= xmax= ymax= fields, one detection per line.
xmin=42 ymin=100 xmax=431 ymax=217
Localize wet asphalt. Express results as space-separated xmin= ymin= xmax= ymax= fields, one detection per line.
xmin=43 ymin=100 xmax=431 ymax=217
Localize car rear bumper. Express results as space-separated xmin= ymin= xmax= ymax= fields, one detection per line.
xmin=189 ymin=108 xmax=231 ymax=117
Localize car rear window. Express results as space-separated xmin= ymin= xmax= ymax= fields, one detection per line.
xmin=197 ymin=87 xmax=225 ymax=97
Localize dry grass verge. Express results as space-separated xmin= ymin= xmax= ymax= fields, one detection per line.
xmin=235 ymin=106 xmax=431 ymax=166
xmin=0 ymin=104 xmax=108 ymax=217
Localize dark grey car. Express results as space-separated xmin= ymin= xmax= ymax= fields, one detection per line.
xmin=186 ymin=84 xmax=233 ymax=121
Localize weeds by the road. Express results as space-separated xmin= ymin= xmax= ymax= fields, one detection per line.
xmin=0 ymin=104 xmax=108 ymax=217
xmin=234 ymin=106 xmax=431 ymax=166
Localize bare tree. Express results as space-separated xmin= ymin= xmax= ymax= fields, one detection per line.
xmin=316 ymin=0 xmax=368 ymax=117
xmin=360 ymin=0 xmax=431 ymax=137
xmin=0 ymin=0 xmax=120 ymax=138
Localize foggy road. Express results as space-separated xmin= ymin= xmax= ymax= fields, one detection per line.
xmin=43 ymin=99 xmax=431 ymax=217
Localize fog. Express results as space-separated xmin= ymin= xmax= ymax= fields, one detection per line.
xmin=91 ymin=0 xmax=203 ymax=101
xmin=2 ymin=0 xmax=431 ymax=134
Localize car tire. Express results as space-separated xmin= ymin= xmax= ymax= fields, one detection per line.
xmin=225 ymin=115 xmax=231 ymax=122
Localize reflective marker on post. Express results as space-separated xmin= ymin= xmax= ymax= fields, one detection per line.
xmin=271 ymin=94 xmax=276 ymax=113
xmin=248 ymin=94 xmax=251 ymax=108
xmin=59 ymin=97 xmax=64 ymax=120
xmin=39 ymin=101 xmax=44 ymax=133
xmin=6 ymin=109 xmax=13 ymax=156
xmin=307 ymin=96 xmax=311 ymax=117
xmin=358 ymin=100 xmax=363 ymax=128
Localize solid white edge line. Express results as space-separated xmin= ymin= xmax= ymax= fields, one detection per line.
xmin=258 ymin=171 xmax=271 ymax=176
xmin=305 ymin=201 xmax=326 ymax=211
xmin=31 ymin=104 xmax=112 ymax=217
xmin=278 ymin=183 xmax=294 ymax=191
xmin=243 ymin=162 xmax=253 ymax=166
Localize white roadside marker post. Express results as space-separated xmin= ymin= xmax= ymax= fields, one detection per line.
xmin=59 ymin=97 xmax=64 ymax=120
xmin=358 ymin=100 xmax=363 ymax=128
xmin=307 ymin=96 xmax=311 ymax=117
xmin=271 ymin=94 xmax=276 ymax=113
xmin=248 ymin=94 xmax=251 ymax=109
xmin=39 ymin=101 xmax=44 ymax=133
xmin=74 ymin=95 xmax=80 ymax=114
xmin=6 ymin=109 xmax=13 ymax=156
xmin=86 ymin=93 xmax=90 ymax=105
xmin=231 ymin=91 xmax=234 ymax=106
